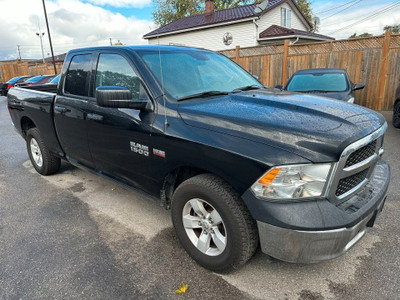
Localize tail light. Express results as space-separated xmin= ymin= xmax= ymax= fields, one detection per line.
xmin=7 ymin=84 xmax=13 ymax=89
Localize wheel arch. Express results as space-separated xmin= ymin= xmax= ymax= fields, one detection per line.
xmin=160 ymin=165 xmax=241 ymax=210
xmin=21 ymin=116 xmax=37 ymax=139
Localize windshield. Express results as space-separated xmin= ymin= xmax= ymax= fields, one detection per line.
xmin=50 ymin=75 xmax=60 ymax=83
xmin=286 ymin=73 xmax=348 ymax=92
xmin=138 ymin=49 xmax=262 ymax=99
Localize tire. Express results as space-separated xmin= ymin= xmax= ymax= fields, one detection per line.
xmin=393 ymin=101 xmax=400 ymax=128
xmin=26 ymin=128 xmax=61 ymax=175
xmin=171 ymin=174 xmax=258 ymax=272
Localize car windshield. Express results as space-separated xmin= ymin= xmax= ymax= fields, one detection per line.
xmin=138 ymin=49 xmax=262 ymax=100
xmin=50 ymin=75 xmax=60 ymax=83
xmin=286 ymin=73 xmax=348 ymax=92
xmin=25 ymin=76 xmax=46 ymax=83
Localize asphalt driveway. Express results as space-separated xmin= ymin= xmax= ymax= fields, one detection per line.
xmin=0 ymin=95 xmax=399 ymax=300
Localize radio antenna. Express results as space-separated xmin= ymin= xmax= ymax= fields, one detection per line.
xmin=157 ymin=35 xmax=168 ymax=131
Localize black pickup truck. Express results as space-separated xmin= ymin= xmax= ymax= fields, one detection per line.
xmin=7 ymin=45 xmax=390 ymax=271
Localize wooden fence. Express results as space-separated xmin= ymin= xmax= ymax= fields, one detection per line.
xmin=0 ymin=60 xmax=63 ymax=83
xmin=220 ymin=32 xmax=400 ymax=111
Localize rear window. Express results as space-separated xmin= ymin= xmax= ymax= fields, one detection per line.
xmin=286 ymin=73 xmax=348 ymax=92
xmin=7 ymin=76 xmax=23 ymax=84
xmin=26 ymin=76 xmax=45 ymax=83
xmin=50 ymin=75 xmax=60 ymax=84
xmin=64 ymin=54 xmax=92 ymax=96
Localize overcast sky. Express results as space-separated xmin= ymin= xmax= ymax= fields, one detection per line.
xmin=0 ymin=0 xmax=399 ymax=60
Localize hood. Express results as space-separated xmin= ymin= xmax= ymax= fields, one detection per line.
xmin=177 ymin=89 xmax=385 ymax=163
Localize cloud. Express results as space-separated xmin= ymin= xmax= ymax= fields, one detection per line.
xmin=85 ymin=0 xmax=152 ymax=8
xmin=0 ymin=0 xmax=155 ymax=60
xmin=315 ymin=1 xmax=400 ymax=39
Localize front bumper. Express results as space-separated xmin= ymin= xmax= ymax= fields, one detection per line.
xmin=243 ymin=160 xmax=390 ymax=263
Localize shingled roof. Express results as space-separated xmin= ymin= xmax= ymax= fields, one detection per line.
xmin=259 ymin=25 xmax=334 ymax=40
xmin=144 ymin=0 xmax=292 ymax=38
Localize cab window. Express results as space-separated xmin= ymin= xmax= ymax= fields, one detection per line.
xmin=95 ymin=54 xmax=140 ymax=99
xmin=64 ymin=54 xmax=92 ymax=96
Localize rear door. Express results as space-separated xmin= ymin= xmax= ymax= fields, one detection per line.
xmin=87 ymin=52 xmax=157 ymax=191
xmin=53 ymin=52 xmax=95 ymax=168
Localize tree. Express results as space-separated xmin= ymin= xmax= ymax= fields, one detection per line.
xmin=153 ymin=0 xmax=314 ymax=27
xmin=294 ymin=0 xmax=313 ymax=25
xmin=153 ymin=0 xmax=201 ymax=27
xmin=384 ymin=24 xmax=400 ymax=33
xmin=349 ymin=33 xmax=373 ymax=39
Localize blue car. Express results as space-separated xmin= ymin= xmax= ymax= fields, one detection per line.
xmin=277 ymin=68 xmax=365 ymax=103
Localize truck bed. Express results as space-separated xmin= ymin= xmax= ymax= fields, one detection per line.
xmin=7 ymin=87 xmax=63 ymax=157
xmin=21 ymin=83 xmax=58 ymax=94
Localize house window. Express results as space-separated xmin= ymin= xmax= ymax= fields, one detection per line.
xmin=281 ymin=8 xmax=292 ymax=28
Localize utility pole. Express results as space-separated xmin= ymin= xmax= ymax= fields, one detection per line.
xmin=42 ymin=0 xmax=57 ymax=75
xmin=109 ymin=38 xmax=113 ymax=46
xmin=17 ymin=45 xmax=21 ymax=60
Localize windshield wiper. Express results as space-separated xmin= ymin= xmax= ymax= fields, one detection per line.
xmin=231 ymin=85 xmax=263 ymax=93
xmin=177 ymin=91 xmax=229 ymax=101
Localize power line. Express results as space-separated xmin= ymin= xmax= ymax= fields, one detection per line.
xmin=321 ymin=0 xmax=363 ymax=20
xmin=315 ymin=0 xmax=359 ymax=14
xmin=327 ymin=0 xmax=400 ymax=34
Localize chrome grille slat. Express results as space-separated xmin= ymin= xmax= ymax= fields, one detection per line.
xmin=335 ymin=168 xmax=370 ymax=196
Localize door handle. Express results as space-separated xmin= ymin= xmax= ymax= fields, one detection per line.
xmin=54 ymin=105 xmax=68 ymax=113
xmin=86 ymin=113 xmax=104 ymax=121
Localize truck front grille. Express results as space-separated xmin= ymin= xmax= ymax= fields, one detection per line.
xmin=327 ymin=124 xmax=387 ymax=206
xmin=335 ymin=168 xmax=369 ymax=196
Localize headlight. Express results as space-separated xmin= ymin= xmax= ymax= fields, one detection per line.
xmin=347 ymin=97 xmax=354 ymax=104
xmin=251 ymin=164 xmax=332 ymax=200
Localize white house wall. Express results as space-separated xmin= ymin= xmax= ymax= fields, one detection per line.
xmin=257 ymin=1 xmax=309 ymax=33
xmin=148 ymin=21 xmax=257 ymax=51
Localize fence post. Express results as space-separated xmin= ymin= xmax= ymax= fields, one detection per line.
xmin=282 ymin=39 xmax=290 ymax=86
xmin=235 ymin=45 xmax=240 ymax=61
xmin=377 ymin=31 xmax=391 ymax=110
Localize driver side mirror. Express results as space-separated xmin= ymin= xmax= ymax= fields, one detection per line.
xmin=95 ymin=86 xmax=150 ymax=110
xmin=352 ymin=83 xmax=365 ymax=91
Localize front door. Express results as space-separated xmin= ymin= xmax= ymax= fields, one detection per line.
xmin=87 ymin=52 xmax=157 ymax=191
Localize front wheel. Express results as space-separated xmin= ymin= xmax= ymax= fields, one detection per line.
xmin=26 ymin=128 xmax=61 ymax=175
xmin=171 ymin=174 xmax=258 ymax=272
xmin=393 ymin=101 xmax=400 ymax=128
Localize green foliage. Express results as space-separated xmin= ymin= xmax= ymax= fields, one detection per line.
xmin=293 ymin=0 xmax=313 ymax=24
xmin=349 ymin=32 xmax=373 ymax=39
xmin=384 ymin=24 xmax=400 ymax=33
xmin=152 ymin=0 xmax=201 ymax=27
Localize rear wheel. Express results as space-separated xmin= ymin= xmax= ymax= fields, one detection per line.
xmin=393 ymin=101 xmax=400 ymax=128
xmin=26 ymin=128 xmax=61 ymax=175
xmin=171 ymin=174 xmax=258 ymax=272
